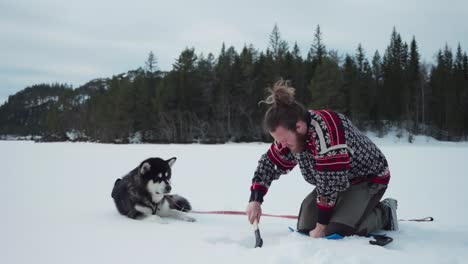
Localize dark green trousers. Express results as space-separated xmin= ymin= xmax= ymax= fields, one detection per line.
xmin=297 ymin=182 xmax=389 ymax=237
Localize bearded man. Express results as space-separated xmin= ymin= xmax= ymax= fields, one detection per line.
xmin=246 ymin=80 xmax=398 ymax=238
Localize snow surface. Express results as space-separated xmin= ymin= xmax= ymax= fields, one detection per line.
xmin=2 ymin=135 xmax=468 ymax=264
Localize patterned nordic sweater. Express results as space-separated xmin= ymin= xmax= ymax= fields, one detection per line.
xmin=249 ymin=110 xmax=390 ymax=225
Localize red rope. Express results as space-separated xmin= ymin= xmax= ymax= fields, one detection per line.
xmin=191 ymin=210 xmax=434 ymax=222
xmin=191 ymin=210 xmax=298 ymax=219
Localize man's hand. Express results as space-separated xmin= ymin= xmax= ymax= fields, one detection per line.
xmin=309 ymin=223 xmax=327 ymax=238
xmin=246 ymin=201 xmax=262 ymax=224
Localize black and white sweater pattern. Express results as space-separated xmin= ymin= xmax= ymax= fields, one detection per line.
xmin=250 ymin=110 xmax=390 ymax=225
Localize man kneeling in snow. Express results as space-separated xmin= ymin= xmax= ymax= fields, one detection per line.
xmin=246 ymin=80 xmax=398 ymax=238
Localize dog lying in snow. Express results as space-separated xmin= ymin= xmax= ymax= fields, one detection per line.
xmin=111 ymin=157 xmax=195 ymax=223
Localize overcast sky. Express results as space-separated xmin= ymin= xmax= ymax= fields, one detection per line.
xmin=1 ymin=0 xmax=467 ymax=104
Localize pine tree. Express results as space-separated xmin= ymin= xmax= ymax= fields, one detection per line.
xmin=342 ymin=54 xmax=357 ymax=118
xmin=308 ymin=25 xmax=327 ymax=65
xmin=197 ymin=52 xmax=216 ymax=116
xmin=463 ymin=52 xmax=468 ymax=136
xmin=356 ymin=44 xmax=365 ymax=73
xmin=382 ymin=27 xmax=407 ymax=122
xmin=407 ymin=36 xmax=421 ymax=132
xmin=358 ymin=46 xmax=373 ymax=124
xmin=213 ymin=44 xmax=238 ymax=141
xmin=268 ymin=24 xmax=289 ymax=62
xmin=305 ymin=25 xmax=327 ymax=96
xmin=429 ymin=50 xmax=445 ymax=137
xmin=292 ymin=42 xmax=301 ymax=60
xmin=344 ymin=44 xmax=373 ymax=125
xmin=145 ymin=51 xmax=159 ymax=75
xmin=443 ymin=45 xmax=457 ymax=139
xmin=237 ymin=45 xmax=262 ymax=140
xmin=171 ymin=48 xmax=199 ymax=142
xmin=452 ymin=44 xmax=466 ymax=138
xmin=291 ymin=42 xmax=308 ymax=104
xmin=370 ymin=51 xmax=383 ymax=128
xmin=429 ymin=46 xmax=455 ymax=140
xmin=463 ymin=52 xmax=468 ymax=80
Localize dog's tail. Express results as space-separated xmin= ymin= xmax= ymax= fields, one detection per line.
xmin=168 ymin=194 xmax=192 ymax=212
xmin=111 ymin=178 xmax=122 ymax=198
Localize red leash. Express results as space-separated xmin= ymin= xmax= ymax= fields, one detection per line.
xmin=191 ymin=210 xmax=298 ymax=219
xmin=166 ymin=196 xmax=434 ymax=222
xmin=191 ymin=210 xmax=434 ymax=222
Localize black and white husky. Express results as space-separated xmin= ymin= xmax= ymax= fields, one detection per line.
xmin=111 ymin=157 xmax=195 ymax=223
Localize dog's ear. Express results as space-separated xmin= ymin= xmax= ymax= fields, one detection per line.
xmin=167 ymin=157 xmax=177 ymax=168
xmin=140 ymin=162 xmax=151 ymax=175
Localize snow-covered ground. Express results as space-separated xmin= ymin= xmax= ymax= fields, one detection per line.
xmin=1 ymin=135 xmax=468 ymax=264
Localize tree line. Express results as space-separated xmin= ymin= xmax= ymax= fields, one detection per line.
xmin=1 ymin=25 xmax=467 ymax=143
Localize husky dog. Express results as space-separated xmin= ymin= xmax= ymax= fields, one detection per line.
xmin=111 ymin=157 xmax=195 ymax=223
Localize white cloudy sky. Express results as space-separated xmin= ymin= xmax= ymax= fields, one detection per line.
xmin=1 ymin=0 xmax=467 ymax=104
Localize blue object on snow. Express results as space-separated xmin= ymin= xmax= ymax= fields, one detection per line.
xmin=288 ymin=227 xmax=344 ymax=240
xmin=325 ymin=233 xmax=344 ymax=240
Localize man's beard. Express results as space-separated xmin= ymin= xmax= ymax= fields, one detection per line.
xmin=290 ymin=132 xmax=307 ymax=154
